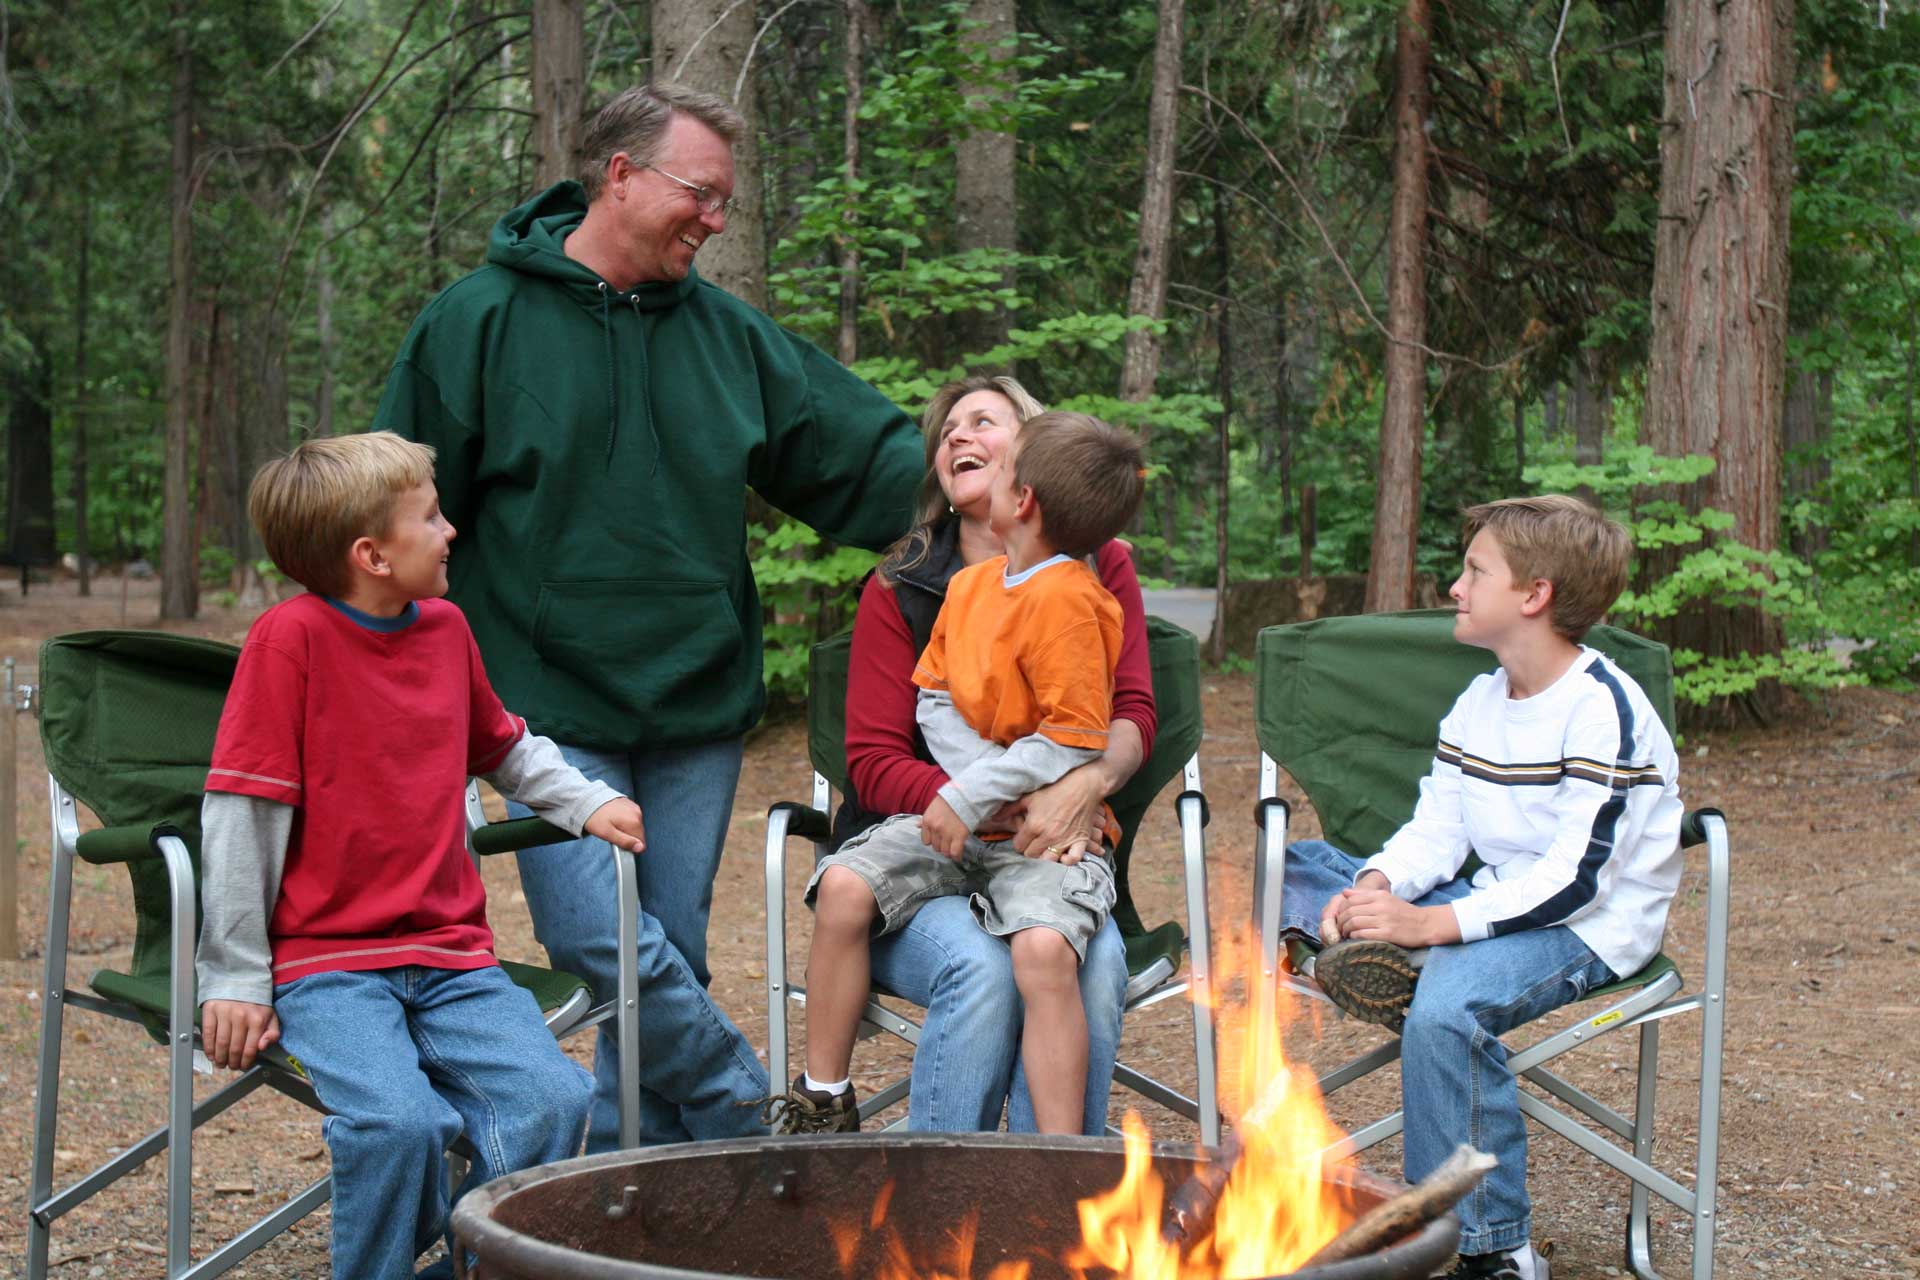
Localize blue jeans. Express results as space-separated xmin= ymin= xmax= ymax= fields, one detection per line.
xmin=510 ymin=738 xmax=769 ymax=1150
xmin=867 ymin=895 xmax=1129 ymax=1135
xmin=1281 ymin=839 xmax=1617 ymax=1255
xmin=273 ymin=965 xmax=592 ymax=1280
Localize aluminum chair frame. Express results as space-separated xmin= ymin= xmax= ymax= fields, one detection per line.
xmin=27 ymin=775 xmax=634 ymax=1280
xmin=1253 ymin=757 xmax=1729 ymax=1280
xmin=765 ymin=754 xmax=1222 ymax=1146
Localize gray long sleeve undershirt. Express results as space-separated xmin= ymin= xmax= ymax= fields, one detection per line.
xmin=915 ymin=688 xmax=1099 ymax=832
xmin=194 ymin=732 xmax=623 ymax=1008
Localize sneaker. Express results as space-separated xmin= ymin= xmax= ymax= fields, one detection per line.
xmin=1441 ymin=1243 xmax=1552 ymax=1280
xmin=765 ymin=1075 xmax=860 ymax=1135
xmin=1312 ymin=939 xmax=1422 ymax=1031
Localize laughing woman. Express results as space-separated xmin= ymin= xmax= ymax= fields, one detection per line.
xmin=827 ymin=374 xmax=1156 ymax=1133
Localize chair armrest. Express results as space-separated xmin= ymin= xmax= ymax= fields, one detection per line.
xmin=75 ymin=823 xmax=184 ymax=866
xmin=768 ymin=801 xmax=832 ymax=843
xmin=471 ymin=817 xmax=575 ymax=856
xmin=1680 ymin=807 xmax=1725 ymax=849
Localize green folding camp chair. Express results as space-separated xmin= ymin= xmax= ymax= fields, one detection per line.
xmin=1252 ymin=610 xmax=1727 ymax=1280
xmin=25 ymin=629 xmax=642 ymax=1280
xmin=764 ymin=615 xmax=1221 ymax=1142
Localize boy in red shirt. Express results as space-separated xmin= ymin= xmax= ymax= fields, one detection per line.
xmin=779 ymin=412 xmax=1145 ymax=1136
xmin=194 ymin=432 xmax=648 ymax=1280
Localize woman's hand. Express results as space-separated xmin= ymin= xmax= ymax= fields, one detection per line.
xmin=1009 ymin=760 xmax=1110 ymax=858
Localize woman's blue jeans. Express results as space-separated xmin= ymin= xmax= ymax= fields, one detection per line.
xmin=868 ymin=894 xmax=1130 ymax=1135
xmin=273 ymin=965 xmax=592 ymax=1280
xmin=1280 ymin=839 xmax=1616 ymax=1255
xmin=509 ymin=737 xmax=770 ymax=1150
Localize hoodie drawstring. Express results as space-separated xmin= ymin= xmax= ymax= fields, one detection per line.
xmin=598 ymin=282 xmax=618 ymax=464
xmin=630 ymin=295 xmax=661 ymax=477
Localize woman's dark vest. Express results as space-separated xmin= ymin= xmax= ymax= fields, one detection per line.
xmin=827 ymin=520 xmax=963 ymax=851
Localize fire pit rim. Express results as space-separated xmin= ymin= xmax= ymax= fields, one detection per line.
xmin=450 ymin=1132 xmax=1460 ymax=1280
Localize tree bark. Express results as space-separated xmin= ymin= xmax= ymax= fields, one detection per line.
xmin=1512 ymin=394 xmax=1526 ymax=484
xmin=1644 ymin=0 xmax=1796 ymax=713
xmin=655 ymin=0 xmax=767 ymax=309
xmin=1209 ymin=180 xmax=1233 ymax=665
xmin=1363 ymin=0 xmax=1432 ymax=614
xmin=5 ymin=347 xmax=56 ymax=587
xmin=1782 ymin=360 xmax=1829 ymax=558
xmin=161 ymin=0 xmax=198 ymax=620
xmin=72 ymin=195 xmax=92 ymax=595
xmin=1117 ymin=0 xmax=1185 ymax=404
xmin=531 ymin=0 xmax=586 ymax=191
xmin=837 ymin=0 xmax=871 ymax=366
xmin=953 ymin=0 xmax=1016 ymax=360
xmin=315 ymin=207 xmax=337 ymax=436
xmin=1571 ymin=348 xmax=1609 ymax=505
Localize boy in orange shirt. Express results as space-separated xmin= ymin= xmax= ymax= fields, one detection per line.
xmin=779 ymin=412 xmax=1145 ymax=1136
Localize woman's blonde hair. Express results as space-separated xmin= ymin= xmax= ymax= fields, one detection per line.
xmin=248 ymin=431 xmax=437 ymax=597
xmin=881 ymin=375 xmax=1046 ymax=580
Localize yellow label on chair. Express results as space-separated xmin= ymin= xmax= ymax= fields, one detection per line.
xmin=1590 ymin=1010 xmax=1624 ymax=1029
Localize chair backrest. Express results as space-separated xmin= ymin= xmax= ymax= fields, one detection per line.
xmin=1255 ymin=609 xmax=1674 ymax=858
xmin=806 ymin=615 xmax=1204 ymax=941
xmin=38 ymin=630 xmax=241 ymax=980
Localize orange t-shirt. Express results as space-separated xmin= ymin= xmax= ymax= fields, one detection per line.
xmin=912 ymin=554 xmax=1125 ymax=840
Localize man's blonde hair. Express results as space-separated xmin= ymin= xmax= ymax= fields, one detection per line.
xmin=579 ymin=83 xmax=747 ymax=202
xmin=1461 ymin=494 xmax=1632 ymax=641
xmin=248 ymin=432 xmax=437 ymax=597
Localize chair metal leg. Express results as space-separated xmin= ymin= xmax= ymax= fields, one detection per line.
xmin=614 ymin=839 xmax=642 ymax=1151
xmin=26 ymin=780 xmax=79 ymax=1280
xmin=1688 ymin=816 xmax=1731 ymax=1280
xmin=181 ymin=1174 xmax=332 ymax=1280
xmin=1177 ymin=755 xmax=1218 ymax=1148
xmin=765 ymin=806 xmax=794 ymax=1096
xmin=157 ymin=833 xmax=199 ymax=1278
xmin=1627 ymin=1017 xmax=1661 ymax=1280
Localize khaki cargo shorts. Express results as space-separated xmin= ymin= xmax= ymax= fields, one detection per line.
xmin=805 ymin=814 xmax=1116 ymax=960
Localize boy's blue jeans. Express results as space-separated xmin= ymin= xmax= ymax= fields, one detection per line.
xmin=509 ymin=737 xmax=770 ymax=1150
xmin=1280 ymin=839 xmax=1616 ymax=1256
xmin=273 ymin=964 xmax=592 ymax=1280
xmin=867 ymin=895 xmax=1130 ymax=1134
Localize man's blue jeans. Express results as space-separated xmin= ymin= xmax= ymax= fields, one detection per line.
xmin=868 ymin=895 xmax=1129 ymax=1135
xmin=1280 ymin=839 xmax=1616 ymax=1256
xmin=273 ymin=965 xmax=592 ymax=1280
xmin=509 ymin=738 xmax=769 ymax=1150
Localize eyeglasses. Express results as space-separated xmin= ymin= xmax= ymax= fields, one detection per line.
xmin=646 ymin=164 xmax=739 ymax=217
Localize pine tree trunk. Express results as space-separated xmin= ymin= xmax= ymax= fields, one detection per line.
xmin=1363 ymin=0 xmax=1431 ymax=614
xmin=1572 ymin=349 xmax=1607 ymax=505
xmin=655 ymin=0 xmax=767 ymax=309
xmin=1644 ymin=0 xmax=1795 ymax=719
xmin=1117 ymin=0 xmax=1184 ymax=404
xmin=1512 ymin=394 xmax=1526 ymax=484
xmin=72 ymin=196 xmax=92 ymax=596
xmin=1209 ymin=181 xmax=1233 ymax=665
xmin=161 ymin=0 xmax=198 ymax=620
xmin=532 ymin=0 xmax=586 ymax=191
xmin=954 ymin=0 xmax=1016 ymax=361
xmin=316 ymin=207 xmax=337 ymax=436
xmin=1782 ymin=360 xmax=1829 ymax=558
xmin=838 ymin=0 xmax=870 ymax=366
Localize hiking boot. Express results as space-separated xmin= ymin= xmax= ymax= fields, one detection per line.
xmin=1440 ymin=1242 xmax=1552 ymax=1280
xmin=765 ymin=1076 xmax=860 ymax=1135
xmin=1313 ymin=939 xmax=1422 ymax=1032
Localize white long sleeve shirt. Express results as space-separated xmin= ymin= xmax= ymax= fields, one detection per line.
xmin=1361 ymin=646 xmax=1684 ymax=979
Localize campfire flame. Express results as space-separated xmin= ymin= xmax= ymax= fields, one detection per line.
xmin=1068 ymin=928 xmax=1356 ymax=1278
xmin=831 ymin=927 xmax=1356 ymax=1278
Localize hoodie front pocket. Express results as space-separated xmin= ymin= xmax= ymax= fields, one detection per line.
xmin=530 ymin=578 xmax=746 ymax=729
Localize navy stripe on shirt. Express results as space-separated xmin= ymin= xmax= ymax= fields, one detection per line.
xmin=1487 ymin=659 xmax=1635 ymax=937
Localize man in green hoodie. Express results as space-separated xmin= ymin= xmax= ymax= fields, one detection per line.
xmin=374 ymin=83 xmax=922 ymax=1151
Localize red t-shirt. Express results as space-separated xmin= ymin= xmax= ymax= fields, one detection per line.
xmin=206 ymin=594 xmax=524 ymax=985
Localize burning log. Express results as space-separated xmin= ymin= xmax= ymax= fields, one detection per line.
xmin=1299 ymin=1145 xmax=1496 ymax=1268
xmin=1160 ymin=1128 xmax=1243 ymax=1246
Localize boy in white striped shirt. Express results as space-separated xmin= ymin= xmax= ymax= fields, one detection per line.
xmin=1281 ymin=495 xmax=1683 ymax=1280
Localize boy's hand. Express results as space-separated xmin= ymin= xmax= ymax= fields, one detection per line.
xmin=1324 ymin=878 xmax=1461 ymax=949
xmin=921 ymin=796 xmax=969 ymax=861
xmin=586 ymin=798 xmax=647 ymax=853
xmin=1320 ymin=870 xmax=1392 ymax=944
xmin=200 ymin=999 xmax=280 ymax=1071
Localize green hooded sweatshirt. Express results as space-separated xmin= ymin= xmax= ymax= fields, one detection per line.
xmin=375 ymin=182 xmax=921 ymax=751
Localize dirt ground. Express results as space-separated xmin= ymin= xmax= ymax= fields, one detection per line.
xmin=0 ymin=574 xmax=1915 ymax=1278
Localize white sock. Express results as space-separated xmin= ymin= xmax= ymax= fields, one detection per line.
xmin=803 ymin=1072 xmax=851 ymax=1096
xmin=1512 ymin=1245 xmax=1540 ymax=1280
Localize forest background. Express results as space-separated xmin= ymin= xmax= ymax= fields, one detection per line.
xmin=0 ymin=0 xmax=1915 ymax=720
